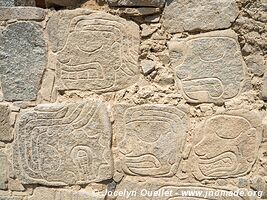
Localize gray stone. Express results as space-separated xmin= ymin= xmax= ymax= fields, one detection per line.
xmin=29 ymin=187 xmax=105 ymax=200
xmin=162 ymin=0 xmax=239 ymax=33
xmin=245 ymin=54 xmax=266 ymax=76
xmin=0 ymin=7 xmax=46 ymax=21
xmin=112 ymin=7 xmax=161 ymax=16
xmin=45 ymin=0 xmax=82 ymax=7
xmin=47 ymin=9 xmax=140 ymax=94
xmin=113 ymin=104 xmax=188 ymax=177
xmin=0 ymin=0 xmax=35 ymax=6
xmin=0 ymin=22 xmax=46 ymax=101
xmin=169 ymin=30 xmax=246 ymax=103
xmin=0 ymin=0 xmax=15 ymax=6
xmin=263 ymin=71 xmax=267 ymax=100
xmin=0 ymin=104 xmax=12 ymax=142
xmin=140 ymin=59 xmax=155 ymax=75
xmin=191 ymin=110 xmax=262 ymax=180
xmin=0 ymin=151 xmax=8 ymax=190
xmin=106 ymin=0 xmax=165 ymax=7
xmin=13 ymin=100 xmax=113 ymax=186
xmin=0 ymin=198 xmax=22 ymax=200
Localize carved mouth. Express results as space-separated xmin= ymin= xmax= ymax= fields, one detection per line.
xmin=198 ymin=151 xmax=238 ymax=177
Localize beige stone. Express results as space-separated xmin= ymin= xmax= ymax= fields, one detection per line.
xmin=106 ymin=0 xmax=165 ymax=7
xmin=169 ymin=30 xmax=246 ymax=103
xmin=29 ymin=187 xmax=105 ymax=200
xmin=0 ymin=7 xmax=46 ymax=21
xmin=162 ymin=0 xmax=239 ymax=33
xmin=0 ymin=150 xmax=8 ymax=190
xmin=13 ymin=100 xmax=113 ymax=186
xmin=47 ymin=9 xmax=140 ymax=94
xmin=113 ymin=104 xmax=188 ymax=177
xmin=191 ymin=110 xmax=262 ymax=180
xmin=115 ymin=178 xmax=249 ymax=200
xmin=0 ymin=104 xmax=12 ymax=142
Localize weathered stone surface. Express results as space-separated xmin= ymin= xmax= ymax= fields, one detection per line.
xmin=169 ymin=30 xmax=246 ymax=103
xmin=0 ymin=0 xmax=14 ymax=6
xmin=29 ymin=187 xmax=105 ymax=200
xmin=106 ymin=0 xmax=165 ymax=7
xmin=113 ymin=104 xmax=188 ymax=177
xmin=0 ymin=151 xmax=8 ymax=190
xmin=111 ymin=7 xmax=161 ymax=16
xmin=47 ymin=9 xmax=140 ymax=94
xmin=191 ymin=110 xmax=262 ymax=180
xmin=0 ymin=0 xmax=34 ymax=6
xmin=13 ymin=100 xmax=113 ymax=185
xmin=45 ymin=0 xmax=82 ymax=7
xmin=140 ymin=60 xmax=155 ymax=75
xmin=0 ymin=22 xmax=46 ymax=101
xmin=262 ymin=69 xmax=267 ymax=100
xmin=0 ymin=104 xmax=12 ymax=142
xmin=0 ymin=197 xmax=22 ymax=200
xmin=0 ymin=7 xmax=46 ymax=21
xmin=115 ymin=178 xmax=248 ymax=200
xmin=162 ymin=0 xmax=239 ymax=33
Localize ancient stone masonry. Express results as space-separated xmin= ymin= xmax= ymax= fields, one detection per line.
xmin=0 ymin=0 xmax=266 ymax=200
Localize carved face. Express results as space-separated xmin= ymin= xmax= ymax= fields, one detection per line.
xmin=194 ymin=115 xmax=260 ymax=179
xmin=118 ymin=105 xmax=187 ymax=177
xmin=170 ymin=34 xmax=245 ymax=103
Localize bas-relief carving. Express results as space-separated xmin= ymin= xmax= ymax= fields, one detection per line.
xmin=168 ymin=30 xmax=246 ymax=103
xmin=47 ymin=9 xmax=140 ymax=94
xmin=13 ymin=100 xmax=113 ymax=186
xmin=114 ymin=104 xmax=188 ymax=177
xmin=192 ymin=110 xmax=262 ymax=180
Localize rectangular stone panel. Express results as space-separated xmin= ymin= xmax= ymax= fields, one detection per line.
xmin=28 ymin=187 xmax=105 ymax=200
xmin=162 ymin=0 xmax=239 ymax=33
xmin=105 ymin=0 xmax=165 ymax=8
xmin=0 ymin=104 xmax=12 ymax=142
xmin=0 ymin=151 xmax=8 ymax=190
xmin=115 ymin=178 xmax=249 ymax=200
xmin=13 ymin=100 xmax=113 ymax=186
xmin=113 ymin=104 xmax=188 ymax=178
xmin=168 ymin=30 xmax=247 ymax=103
xmin=0 ymin=7 xmax=46 ymax=21
xmin=191 ymin=110 xmax=262 ymax=180
xmin=47 ymin=9 xmax=140 ymax=94
xmin=0 ymin=21 xmax=46 ymax=101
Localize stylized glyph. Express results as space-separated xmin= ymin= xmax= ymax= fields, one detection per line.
xmin=47 ymin=9 xmax=140 ymax=94
xmin=192 ymin=110 xmax=262 ymax=180
xmin=13 ymin=100 xmax=113 ymax=185
xmin=168 ymin=30 xmax=246 ymax=103
xmin=114 ymin=105 xmax=188 ymax=177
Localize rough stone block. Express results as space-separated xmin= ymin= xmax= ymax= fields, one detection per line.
xmin=0 ymin=104 xmax=12 ymax=142
xmin=162 ymin=0 xmax=239 ymax=33
xmin=0 ymin=151 xmax=8 ymax=190
xmin=191 ymin=110 xmax=262 ymax=180
xmin=29 ymin=187 xmax=105 ymax=200
xmin=0 ymin=198 xmax=22 ymax=200
xmin=0 ymin=22 xmax=46 ymax=101
xmin=113 ymin=104 xmax=188 ymax=177
xmin=0 ymin=0 xmax=14 ymax=6
xmin=13 ymin=100 xmax=113 ymax=186
xmin=106 ymin=0 xmax=165 ymax=8
xmin=169 ymin=30 xmax=246 ymax=103
xmin=47 ymin=9 xmax=140 ymax=94
xmin=262 ymin=70 xmax=267 ymax=100
xmin=0 ymin=0 xmax=35 ymax=6
xmin=45 ymin=0 xmax=81 ymax=7
xmin=0 ymin=7 xmax=46 ymax=21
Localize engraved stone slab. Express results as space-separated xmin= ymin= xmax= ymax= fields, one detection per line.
xmin=0 ymin=151 xmax=8 ymax=190
xmin=0 ymin=7 xmax=46 ymax=21
xmin=169 ymin=30 xmax=246 ymax=103
xmin=47 ymin=9 xmax=140 ymax=94
xmin=13 ymin=100 xmax=113 ymax=186
xmin=116 ymin=178 xmax=247 ymax=200
xmin=0 ymin=22 xmax=46 ymax=101
xmin=106 ymin=0 xmax=165 ymax=8
xmin=29 ymin=187 xmax=105 ymax=200
xmin=113 ymin=104 xmax=188 ymax=177
xmin=162 ymin=0 xmax=239 ymax=33
xmin=191 ymin=110 xmax=262 ymax=180
xmin=0 ymin=104 xmax=12 ymax=142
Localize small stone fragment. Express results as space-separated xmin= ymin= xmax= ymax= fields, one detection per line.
xmin=106 ymin=0 xmax=165 ymax=8
xmin=140 ymin=59 xmax=156 ymax=75
xmin=0 ymin=7 xmax=46 ymax=21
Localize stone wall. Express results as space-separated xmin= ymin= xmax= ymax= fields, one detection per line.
xmin=0 ymin=0 xmax=266 ymax=199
